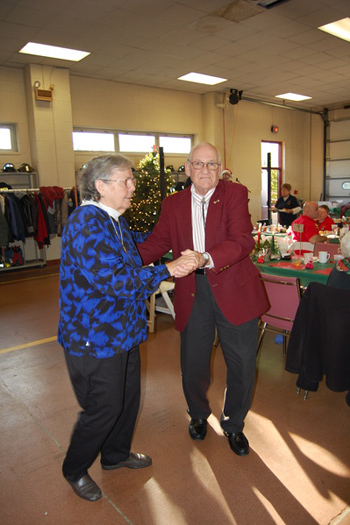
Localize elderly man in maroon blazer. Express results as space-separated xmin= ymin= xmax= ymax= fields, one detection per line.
xmin=138 ymin=142 xmax=269 ymax=456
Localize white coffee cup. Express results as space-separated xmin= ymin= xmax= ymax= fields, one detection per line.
xmin=303 ymin=253 xmax=313 ymax=264
xmin=318 ymin=251 xmax=330 ymax=263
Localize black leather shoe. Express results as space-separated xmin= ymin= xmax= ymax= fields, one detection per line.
xmin=66 ymin=474 xmax=102 ymax=502
xmin=189 ymin=418 xmax=207 ymax=441
xmin=101 ymin=452 xmax=152 ymax=470
xmin=225 ymin=431 xmax=250 ymax=456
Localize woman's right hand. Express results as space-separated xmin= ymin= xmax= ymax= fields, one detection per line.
xmin=166 ymin=252 xmax=201 ymax=278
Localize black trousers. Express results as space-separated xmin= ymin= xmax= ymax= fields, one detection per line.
xmin=62 ymin=346 xmax=141 ymax=481
xmin=180 ymin=274 xmax=258 ymax=434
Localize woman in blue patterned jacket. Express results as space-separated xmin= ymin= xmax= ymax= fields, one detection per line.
xmin=58 ymin=154 xmax=198 ymax=502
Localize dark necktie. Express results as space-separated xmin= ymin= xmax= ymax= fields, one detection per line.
xmin=201 ymin=198 xmax=206 ymax=229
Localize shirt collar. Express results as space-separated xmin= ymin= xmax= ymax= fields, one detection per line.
xmin=191 ymin=185 xmax=216 ymax=205
xmin=81 ymin=199 xmax=121 ymax=222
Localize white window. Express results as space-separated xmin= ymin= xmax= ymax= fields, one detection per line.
xmin=261 ymin=142 xmax=280 ymax=167
xmin=72 ymin=131 xmax=115 ymax=152
xmin=73 ymin=128 xmax=193 ymax=155
xmin=118 ymin=134 xmax=155 ymax=153
xmin=159 ymin=136 xmax=191 ymax=154
xmin=0 ymin=124 xmax=18 ymax=152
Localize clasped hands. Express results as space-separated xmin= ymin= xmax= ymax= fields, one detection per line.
xmin=167 ymin=249 xmax=204 ymax=278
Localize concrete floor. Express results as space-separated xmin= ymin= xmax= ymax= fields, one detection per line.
xmin=0 ymin=265 xmax=349 ymax=525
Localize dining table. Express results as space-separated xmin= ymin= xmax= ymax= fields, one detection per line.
xmin=253 ymin=255 xmax=334 ymax=287
xmin=163 ymin=246 xmax=335 ymax=287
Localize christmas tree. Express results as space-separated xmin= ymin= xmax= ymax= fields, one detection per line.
xmin=124 ymin=147 xmax=175 ymax=231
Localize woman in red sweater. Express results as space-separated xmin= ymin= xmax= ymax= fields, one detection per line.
xmin=318 ymin=204 xmax=334 ymax=232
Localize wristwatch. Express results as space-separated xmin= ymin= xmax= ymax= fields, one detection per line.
xmin=201 ymin=252 xmax=210 ymax=266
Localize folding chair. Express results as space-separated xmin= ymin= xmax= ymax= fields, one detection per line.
xmin=154 ymin=280 xmax=175 ymax=317
xmin=257 ymin=273 xmax=302 ymax=356
xmin=146 ymin=279 xmax=175 ymax=332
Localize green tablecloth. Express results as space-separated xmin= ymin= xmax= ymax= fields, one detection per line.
xmin=163 ymin=251 xmax=334 ymax=287
xmin=254 ymin=258 xmax=334 ymax=286
xmin=252 ymin=231 xmax=288 ymax=237
xmin=326 ymin=236 xmax=340 ymax=244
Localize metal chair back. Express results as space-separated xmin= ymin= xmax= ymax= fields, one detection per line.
xmin=258 ymin=273 xmax=302 ymax=355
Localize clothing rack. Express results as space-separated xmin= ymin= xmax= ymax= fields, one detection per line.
xmin=0 ymin=185 xmax=79 ymax=273
xmin=0 ymin=186 xmax=73 ymax=192
xmin=0 ymin=186 xmax=79 ymax=206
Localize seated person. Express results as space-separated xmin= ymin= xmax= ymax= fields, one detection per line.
xmin=327 ymin=231 xmax=350 ymax=290
xmin=317 ymin=204 xmax=334 ymax=232
xmin=291 ymin=201 xmax=327 ymax=254
xmin=271 ymin=183 xmax=301 ymax=228
xmin=221 ymin=169 xmax=233 ymax=182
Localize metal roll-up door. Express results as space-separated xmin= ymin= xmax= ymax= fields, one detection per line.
xmin=326 ymin=117 xmax=350 ymax=201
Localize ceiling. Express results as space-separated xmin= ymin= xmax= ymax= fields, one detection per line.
xmin=1 ymin=0 xmax=350 ymax=110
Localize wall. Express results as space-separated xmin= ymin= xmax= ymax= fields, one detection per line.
xmin=211 ymin=97 xmax=325 ymax=224
xmin=0 ymin=67 xmax=32 ymax=168
xmin=0 ymin=64 xmax=325 ymax=260
xmin=70 ymin=76 xmax=203 ymax=172
xmin=69 ymin=76 xmax=325 ymax=222
xmin=23 ymin=64 xmax=75 ymax=189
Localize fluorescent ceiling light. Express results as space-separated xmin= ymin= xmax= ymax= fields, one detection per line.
xmin=275 ymin=92 xmax=312 ymax=102
xmin=19 ymin=42 xmax=90 ymax=62
xmin=318 ymin=17 xmax=350 ymax=43
xmin=178 ymin=72 xmax=227 ymax=86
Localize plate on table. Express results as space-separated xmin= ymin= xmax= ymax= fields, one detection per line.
xmin=313 ymin=257 xmax=319 ymax=262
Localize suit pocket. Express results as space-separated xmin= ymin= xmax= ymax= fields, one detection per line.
xmin=233 ymin=260 xmax=260 ymax=287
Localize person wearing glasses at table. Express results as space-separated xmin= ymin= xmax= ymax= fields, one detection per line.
xmin=137 ymin=142 xmax=269 ymax=457
xmin=58 ymin=154 xmax=198 ymax=502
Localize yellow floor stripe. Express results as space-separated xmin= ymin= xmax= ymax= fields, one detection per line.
xmin=0 ymin=336 xmax=57 ymax=355
xmin=0 ymin=273 xmax=59 ymax=285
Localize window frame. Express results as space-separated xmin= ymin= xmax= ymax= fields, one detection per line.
xmin=72 ymin=128 xmax=193 ymax=156
xmin=0 ymin=123 xmax=18 ymax=152
xmin=72 ymin=130 xmax=116 ymax=152
xmin=261 ymin=140 xmax=283 ymax=220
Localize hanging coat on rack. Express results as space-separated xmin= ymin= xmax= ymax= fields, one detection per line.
xmin=34 ymin=194 xmax=50 ymax=248
xmin=0 ymin=206 xmax=10 ymax=246
xmin=4 ymin=193 xmax=26 ymax=242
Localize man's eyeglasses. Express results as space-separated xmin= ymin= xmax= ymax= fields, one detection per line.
xmin=190 ymin=161 xmax=220 ymax=171
xmin=101 ymin=178 xmax=136 ymax=188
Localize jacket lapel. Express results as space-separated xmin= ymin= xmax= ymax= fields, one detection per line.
xmin=179 ymin=188 xmax=194 ymax=250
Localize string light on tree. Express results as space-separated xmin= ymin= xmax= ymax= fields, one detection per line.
xmin=124 ymin=146 xmax=175 ymax=231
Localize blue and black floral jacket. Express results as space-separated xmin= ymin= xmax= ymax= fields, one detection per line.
xmin=57 ymin=204 xmax=170 ymax=358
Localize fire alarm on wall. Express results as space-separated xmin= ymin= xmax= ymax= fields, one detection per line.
xmin=271 ymin=125 xmax=279 ymax=133
xmin=35 ymin=84 xmax=54 ymax=102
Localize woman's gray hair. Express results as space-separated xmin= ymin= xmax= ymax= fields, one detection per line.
xmin=77 ymin=154 xmax=133 ymax=201
xmin=341 ymin=230 xmax=350 ymax=258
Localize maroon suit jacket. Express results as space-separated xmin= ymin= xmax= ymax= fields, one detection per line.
xmin=137 ymin=180 xmax=269 ymax=332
